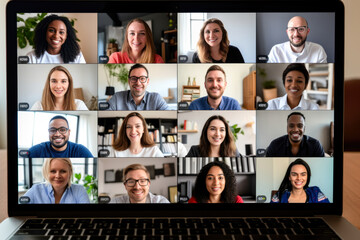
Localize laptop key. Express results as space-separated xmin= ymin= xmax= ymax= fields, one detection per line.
xmin=89 ymin=237 xmax=107 ymax=240
xmin=71 ymin=237 xmax=88 ymax=240
xmin=46 ymin=223 xmax=63 ymax=229
xmin=65 ymin=229 xmax=82 ymax=235
xmin=172 ymin=229 xmax=188 ymax=235
xmin=15 ymin=229 xmax=48 ymax=235
xmin=107 ymin=237 xmax=125 ymax=240
xmin=84 ymin=229 xmax=100 ymax=235
xmin=59 ymin=219 xmax=76 ymax=224
xmin=21 ymin=223 xmax=46 ymax=229
xmin=51 ymin=237 xmax=69 ymax=240
xmin=267 ymin=235 xmax=287 ymax=240
xmin=26 ymin=219 xmax=44 ymax=224
xmin=101 ymin=229 xmax=118 ymax=235
xmin=233 ymin=235 xmax=251 ymax=240
xmin=207 ymin=228 xmax=223 ymax=235
xmin=251 ymin=236 xmax=269 ymax=240
xmin=76 ymin=219 xmax=92 ymax=224
xmin=259 ymin=228 xmax=276 ymax=235
xmin=64 ymin=223 xmax=81 ymax=229
xmin=48 ymin=229 xmax=65 ymax=235
xmin=199 ymin=235 xmax=232 ymax=240
xmin=43 ymin=219 xmax=59 ymax=224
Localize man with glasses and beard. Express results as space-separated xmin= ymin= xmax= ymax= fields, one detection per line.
xmin=111 ymin=164 xmax=170 ymax=203
xmin=265 ymin=112 xmax=325 ymax=157
xmin=107 ymin=63 xmax=169 ymax=110
xmin=188 ymin=65 xmax=241 ymax=110
xmin=267 ymin=16 xmax=327 ymax=63
xmin=28 ymin=115 xmax=93 ymax=157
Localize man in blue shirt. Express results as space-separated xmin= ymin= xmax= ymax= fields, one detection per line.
xmin=188 ymin=65 xmax=241 ymax=110
xmin=28 ymin=115 xmax=93 ymax=158
xmin=107 ymin=64 xmax=169 ymax=110
xmin=265 ymin=112 xmax=325 ymax=157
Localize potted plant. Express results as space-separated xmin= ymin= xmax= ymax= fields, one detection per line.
xmin=258 ymin=67 xmax=277 ymax=102
xmin=74 ymin=173 xmax=98 ymax=203
xmin=103 ymin=64 xmax=129 ymax=99
xmin=229 ymin=123 xmax=245 ymax=141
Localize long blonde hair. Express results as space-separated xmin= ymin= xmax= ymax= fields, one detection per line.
xmin=41 ymin=66 xmax=76 ymax=110
xmin=197 ymin=18 xmax=230 ymax=63
xmin=122 ymin=18 xmax=156 ymax=63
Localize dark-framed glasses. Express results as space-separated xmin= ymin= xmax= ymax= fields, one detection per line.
xmin=287 ymin=26 xmax=307 ymax=33
xmin=125 ymin=178 xmax=149 ymax=187
xmin=129 ymin=76 xmax=148 ymax=83
xmin=48 ymin=127 xmax=69 ymax=135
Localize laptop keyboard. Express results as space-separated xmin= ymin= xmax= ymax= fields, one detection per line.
xmin=12 ymin=217 xmax=340 ymax=240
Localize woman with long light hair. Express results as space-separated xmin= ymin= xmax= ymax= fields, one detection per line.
xmin=108 ymin=18 xmax=164 ymax=63
xmin=31 ymin=65 xmax=88 ymax=110
xmin=112 ymin=112 xmax=164 ymax=157
xmin=192 ymin=18 xmax=244 ymax=63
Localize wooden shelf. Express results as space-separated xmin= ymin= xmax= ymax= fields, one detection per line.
xmin=178 ymin=130 xmax=198 ymax=133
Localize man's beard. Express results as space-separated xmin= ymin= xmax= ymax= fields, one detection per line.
xmin=290 ymin=36 xmax=307 ymax=48
xmin=50 ymin=137 xmax=68 ymax=149
xmin=206 ymin=88 xmax=223 ymax=100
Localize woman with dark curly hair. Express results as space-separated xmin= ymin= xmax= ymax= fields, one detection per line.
xmin=112 ymin=112 xmax=163 ymax=157
xmin=185 ymin=115 xmax=240 ymax=157
xmin=271 ymin=158 xmax=330 ymax=203
xmin=192 ymin=18 xmax=244 ymax=63
xmin=27 ymin=14 xmax=86 ymax=63
xmin=188 ymin=161 xmax=243 ymax=203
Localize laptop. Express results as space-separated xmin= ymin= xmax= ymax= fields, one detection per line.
xmin=2 ymin=0 xmax=360 ymax=239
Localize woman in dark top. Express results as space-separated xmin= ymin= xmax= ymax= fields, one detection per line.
xmin=186 ymin=115 xmax=240 ymax=157
xmin=188 ymin=161 xmax=243 ymax=203
xmin=192 ymin=18 xmax=244 ymax=63
xmin=271 ymin=158 xmax=330 ymax=203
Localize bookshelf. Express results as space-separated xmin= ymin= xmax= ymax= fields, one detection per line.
xmin=161 ymin=29 xmax=177 ymax=63
xmin=181 ymin=85 xmax=201 ymax=102
xmin=177 ymin=157 xmax=256 ymax=203
xmin=304 ymin=63 xmax=334 ymax=110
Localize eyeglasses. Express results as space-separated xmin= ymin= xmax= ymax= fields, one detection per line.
xmin=124 ymin=178 xmax=149 ymax=187
xmin=48 ymin=127 xmax=69 ymax=135
xmin=129 ymin=76 xmax=148 ymax=83
xmin=287 ymin=26 xmax=307 ymax=34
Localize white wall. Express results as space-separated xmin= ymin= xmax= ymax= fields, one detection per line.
xmin=256 ymin=157 xmax=333 ymax=203
xmin=18 ymin=64 xmax=98 ymax=109
xmin=256 ymin=111 xmax=334 ymax=153
xmin=178 ymin=111 xmax=256 ymax=155
xmin=177 ymin=64 xmax=254 ymax=105
xmin=17 ymin=13 xmax=98 ymax=63
xmin=98 ymin=158 xmax=177 ymax=201
xmin=98 ymin=64 xmax=177 ymax=101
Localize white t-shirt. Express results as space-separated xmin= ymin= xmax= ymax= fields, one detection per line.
xmin=267 ymin=41 xmax=327 ymax=63
xmin=266 ymin=94 xmax=319 ymax=110
xmin=30 ymin=99 xmax=88 ymax=110
xmin=27 ymin=50 xmax=86 ymax=63
xmin=114 ymin=146 xmax=164 ymax=157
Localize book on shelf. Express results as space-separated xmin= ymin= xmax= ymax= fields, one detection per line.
xmin=185 ymin=157 xmax=191 ymax=174
xmin=178 ymin=158 xmax=183 ymax=174
xmin=247 ymin=156 xmax=256 ymax=173
xmin=236 ymin=157 xmax=243 ymax=173
xmin=191 ymin=157 xmax=197 ymax=174
xmin=231 ymin=157 xmax=238 ymax=173
xmin=241 ymin=155 xmax=249 ymax=173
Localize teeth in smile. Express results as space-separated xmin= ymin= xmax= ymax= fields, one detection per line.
xmin=290 ymin=89 xmax=298 ymax=92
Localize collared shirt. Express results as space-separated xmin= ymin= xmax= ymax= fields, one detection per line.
xmin=23 ymin=183 xmax=90 ymax=204
xmin=111 ymin=192 xmax=170 ymax=203
xmin=107 ymin=90 xmax=169 ymax=110
xmin=28 ymin=141 xmax=93 ymax=158
xmin=265 ymin=135 xmax=325 ymax=157
xmin=188 ymin=96 xmax=241 ymax=110
xmin=267 ymin=41 xmax=327 ymax=63
xmin=266 ymin=94 xmax=319 ymax=110
xmin=270 ymin=186 xmax=330 ymax=203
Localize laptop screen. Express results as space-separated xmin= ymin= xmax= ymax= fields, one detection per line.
xmin=7 ymin=0 xmax=344 ymax=216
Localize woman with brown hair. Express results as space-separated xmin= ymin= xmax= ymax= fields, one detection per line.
xmin=185 ymin=115 xmax=240 ymax=157
xmin=192 ymin=18 xmax=244 ymax=63
xmin=30 ymin=65 xmax=88 ymax=110
xmin=108 ymin=18 xmax=164 ymax=63
xmin=112 ymin=112 xmax=164 ymax=157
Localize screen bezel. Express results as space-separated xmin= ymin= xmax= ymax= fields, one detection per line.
xmin=6 ymin=0 xmax=344 ymax=217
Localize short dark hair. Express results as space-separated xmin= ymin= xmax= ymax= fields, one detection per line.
xmin=33 ymin=14 xmax=80 ymax=63
xmin=287 ymin=112 xmax=305 ymax=121
xmin=282 ymin=63 xmax=309 ymax=88
xmin=128 ymin=64 xmax=149 ymax=77
xmin=277 ymin=158 xmax=312 ymax=200
xmin=192 ymin=161 xmax=237 ymax=203
xmin=205 ymin=65 xmax=226 ymax=81
xmin=49 ymin=115 xmax=69 ymax=128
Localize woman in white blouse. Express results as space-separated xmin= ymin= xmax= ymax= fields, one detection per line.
xmin=30 ymin=65 xmax=88 ymax=110
xmin=112 ymin=112 xmax=163 ymax=157
xmin=266 ymin=63 xmax=319 ymax=110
